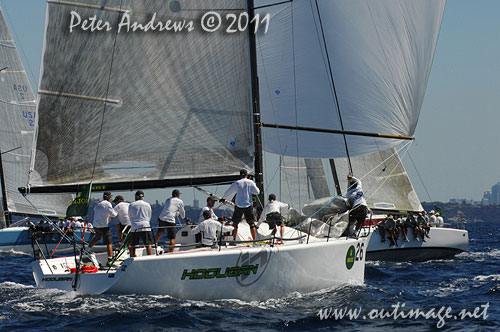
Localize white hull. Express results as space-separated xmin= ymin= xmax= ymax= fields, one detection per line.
xmin=32 ymin=229 xmax=367 ymax=300
xmin=366 ymin=226 xmax=468 ymax=261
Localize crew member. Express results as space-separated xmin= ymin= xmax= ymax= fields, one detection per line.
xmin=192 ymin=210 xmax=234 ymax=247
xmin=156 ymin=189 xmax=187 ymax=252
xmin=113 ymin=195 xmax=131 ymax=242
xmin=345 ymin=173 xmax=369 ymax=238
xmin=428 ymin=210 xmax=438 ymax=227
xmin=198 ymin=196 xmax=218 ymax=223
xmin=220 ymin=169 xmax=260 ymax=241
xmin=257 ymin=194 xmax=289 ymax=241
xmin=128 ymin=190 xmax=153 ymax=257
xmin=89 ymin=191 xmax=117 ymax=264
xmin=436 ymin=212 xmax=445 ymax=227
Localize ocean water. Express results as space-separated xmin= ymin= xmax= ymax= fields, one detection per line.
xmin=0 ymin=222 xmax=499 ymax=331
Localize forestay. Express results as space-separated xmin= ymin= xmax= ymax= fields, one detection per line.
xmin=0 ymin=8 xmax=71 ymax=216
xmin=256 ymin=0 xmax=445 ymax=158
xmin=30 ymin=0 xmax=254 ymax=188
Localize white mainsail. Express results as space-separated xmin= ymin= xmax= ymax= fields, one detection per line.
xmin=0 ymin=7 xmax=71 ymax=217
xmin=30 ymin=0 xmax=253 ymax=188
xmin=257 ymin=0 xmax=445 ymax=158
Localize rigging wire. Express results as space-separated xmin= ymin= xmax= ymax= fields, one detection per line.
xmin=255 ymin=5 xmax=291 ymax=200
xmin=363 ymin=141 xmax=414 ymax=203
xmin=292 ymin=141 xmax=413 ymax=229
xmin=90 ymin=0 xmax=123 ymax=181
xmin=407 ymin=150 xmax=433 ymax=202
xmin=291 ymin=1 xmax=302 ymax=210
xmin=312 ymin=0 xmax=352 ymax=173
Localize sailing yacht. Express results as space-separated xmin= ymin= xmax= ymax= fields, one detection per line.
xmin=0 ymin=6 xmax=81 ymax=253
xmin=331 ymin=148 xmax=468 ymax=261
xmin=255 ymin=0 xmax=467 ymax=261
xmin=24 ymin=0 xmax=374 ymax=299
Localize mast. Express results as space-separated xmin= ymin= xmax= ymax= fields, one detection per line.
xmin=329 ymin=159 xmax=342 ymax=196
xmin=248 ymin=0 xmax=265 ymax=211
xmin=0 ymin=150 xmax=12 ymax=227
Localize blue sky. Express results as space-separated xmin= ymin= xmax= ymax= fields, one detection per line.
xmin=1 ymin=0 xmax=499 ymax=205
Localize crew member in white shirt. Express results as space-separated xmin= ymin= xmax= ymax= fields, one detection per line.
xmin=257 ymin=194 xmax=289 ymax=241
xmin=198 ymin=196 xmax=218 ymax=223
xmin=89 ymin=191 xmax=117 ymax=262
xmin=156 ymin=189 xmax=188 ymax=252
xmin=436 ymin=212 xmax=445 ymax=227
xmin=112 ymin=195 xmax=131 ymax=242
xmin=192 ymin=210 xmax=234 ymax=247
xmin=428 ymin=210 xmax=438 ymax=227
xmin=220 ymin=169 xmax=260 ymax=241
xmin=128 ymin=190 xmax=153 ymax=257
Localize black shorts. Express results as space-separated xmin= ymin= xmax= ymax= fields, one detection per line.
xmin=118 ymin=223 xmax=131 ymax=235
xmin=158 ymin=219 xmax=176 ymax=240
xmin=94 ymin=227 xmax=112 ymax=245
xmin=266 ymin=212 xmax=284 ymax=229
xmin=349 ymin=205 xmax=368 ymax=226
xmin=232 ymin=206 xmax=255 ymax=228
xmin=130 ymin=231 xmax=153 ymax=246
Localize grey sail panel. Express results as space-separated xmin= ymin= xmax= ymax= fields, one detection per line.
xmin=0 ymin=205 xmax=5 ymax=228
xmin=257 ymin=0 xmax=445 ymax=158
xmin=280 ymin=156 xmax=330 ymax=212
xmin=0 ymin=7 xmax=71 ymax=216
xmin=31 ymin=0 xmax=253 ymax=187
xmin=333 ymin=148 xmax=423 ymax=212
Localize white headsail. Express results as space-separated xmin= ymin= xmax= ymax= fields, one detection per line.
xmin=0 ymin=7 xmax=71 ymax=217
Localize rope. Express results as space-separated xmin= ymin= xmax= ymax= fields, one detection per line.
xmin=363 ymin=141 xmax=414 ymax=203
xmin=313 ymin=0 xmax=352 ymax=172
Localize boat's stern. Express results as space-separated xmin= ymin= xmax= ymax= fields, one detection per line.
xmin=32 ymin=255 xmax=121 ymax=294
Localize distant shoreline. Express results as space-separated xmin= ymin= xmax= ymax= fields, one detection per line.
xmin=422 ymin=202 xmax=500 ymax=223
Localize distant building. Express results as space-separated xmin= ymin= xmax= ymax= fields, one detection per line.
xmin=492 ymin=182 xmax=500 ymax=205
xmin=482 ymin=191 xmax=491 ymax=206
xmin=481 ymin=182 xmax=500 ymax=206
